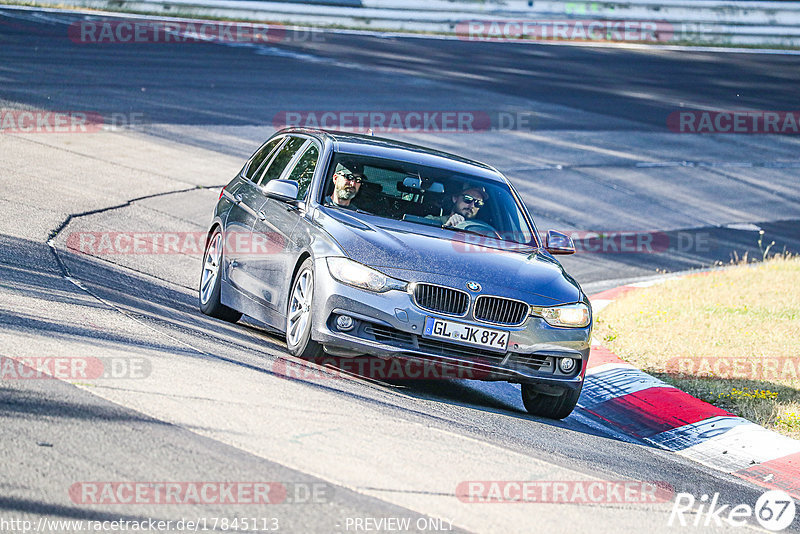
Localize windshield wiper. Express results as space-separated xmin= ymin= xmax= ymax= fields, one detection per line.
xmin=439 ymin=225 xmax=492 ymax=239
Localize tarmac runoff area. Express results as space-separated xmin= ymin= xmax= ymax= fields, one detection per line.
xmin=0 ymin=128 xmax=774 ymax=533
xmin=3 ymin=12 xmax=800 ymax=527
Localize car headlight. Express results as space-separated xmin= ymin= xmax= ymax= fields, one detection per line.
xmin=531 ymin=303 xmax=591 ymax=328
xmin=326 ymin=257 xmax=407 ymax=293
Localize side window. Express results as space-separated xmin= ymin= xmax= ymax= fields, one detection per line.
xmin=256 ymin=137 xmax=307 ymax=187
xmin=244 ymin=137 xmax=283 ymax=181
xmin=285 ymin=143 xmax=320 ymax=200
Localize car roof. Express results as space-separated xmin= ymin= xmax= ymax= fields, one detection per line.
xmin=276 ymin=127 xmax=506 ymax=182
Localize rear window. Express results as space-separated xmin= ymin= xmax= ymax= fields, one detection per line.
xmin=256 ymin=137 xmax=307 ymax=186
xmin=244 ymin=137 xmax=283 ymax=181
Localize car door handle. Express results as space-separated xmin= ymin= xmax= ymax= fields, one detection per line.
xmin=257 ymin=210 xmax=268 ymax=222
xmin=233 ymin=193 xmax=243 ymax=204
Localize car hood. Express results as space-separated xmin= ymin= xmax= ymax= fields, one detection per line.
xmin=315 ymin=208 xmax=582 ymax=306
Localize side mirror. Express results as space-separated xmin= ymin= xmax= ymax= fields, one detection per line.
xmin=545 ymin=230 xmax=575 ymax=255
xmin=263 ymin=179 xmax=299 ymax=203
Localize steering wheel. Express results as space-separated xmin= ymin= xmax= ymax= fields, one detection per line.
xmin=454 ymin=219 xmax=501 ymax=238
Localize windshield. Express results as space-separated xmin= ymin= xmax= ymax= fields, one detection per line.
xmin=321 ymin=153 xmax=537 ymax=245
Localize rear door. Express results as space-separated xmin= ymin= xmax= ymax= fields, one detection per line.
xmin=233 ymin=136 xmax=309 ymax=314
xmin=224 ymin=136 xmax=286 ymax=293
xmin=253 ymin=139 xmax=322 ymax=319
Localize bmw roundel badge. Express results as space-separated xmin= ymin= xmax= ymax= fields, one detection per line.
xmin=466 ymin=281 xmax=481 ymax=292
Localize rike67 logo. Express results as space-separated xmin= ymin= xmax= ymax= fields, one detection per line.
xmin=669 ymin=490 xmax=796 ymax=531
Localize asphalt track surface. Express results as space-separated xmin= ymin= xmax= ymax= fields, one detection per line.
xmin=1 ymin=6 xmax=800 ymax=533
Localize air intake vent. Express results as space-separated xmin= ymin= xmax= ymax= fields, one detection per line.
xmin=413 ymin=283 xmax=469 ymax=316
xmin=474 ymin=296 xmax=528 ymax=326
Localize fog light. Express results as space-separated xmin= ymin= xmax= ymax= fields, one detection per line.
xmin=559 ymin=357 xmax=576 ymax=373
xmin=336 ymin=315 xmax=355 ymax=332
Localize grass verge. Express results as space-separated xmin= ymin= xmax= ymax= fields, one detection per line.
xmin=594 ymin=255 xmax=800 ymax=439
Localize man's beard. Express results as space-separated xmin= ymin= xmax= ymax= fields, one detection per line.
xmin=336 ymin=188 xmax=357 ymax=201
xmin=458 ymin=206 xmax=475 ymax=218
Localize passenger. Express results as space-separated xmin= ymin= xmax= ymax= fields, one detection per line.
xmin=429 ymin=184 xmax=488 ymax=228
xmin=326 ymin=168 xmax=366 ymax=210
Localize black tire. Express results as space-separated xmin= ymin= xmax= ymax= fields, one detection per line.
xmin=199 ymin=228 xmax=242 ymax=323
xmin=286 ymin=258 xmax=323 ymax=359
xmin=521 ymin=383 xmax=582 ymax=420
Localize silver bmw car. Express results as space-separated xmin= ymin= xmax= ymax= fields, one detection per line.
xmin=200 ymin=128 xmax=592 ymax=419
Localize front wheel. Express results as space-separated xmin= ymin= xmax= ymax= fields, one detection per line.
xmin=199 ymin=228 xmax=242 ymax=323
xmin=521 ymin=383 xmax=581 ymax=420
xmin=286 ymin=258 xmax=323 ymax=359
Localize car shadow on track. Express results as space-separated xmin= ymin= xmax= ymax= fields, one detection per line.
xmin=0 ymin=233 xmax=285 ymax=363
xmin=378 ymin=378 xmax=623 ymax=438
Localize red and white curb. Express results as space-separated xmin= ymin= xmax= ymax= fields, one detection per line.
xmin=584 ymin=281 xmax=800 ymax=499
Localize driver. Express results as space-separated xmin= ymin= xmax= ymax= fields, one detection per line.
xmin=325 ymin=167 xmax=366 ymax=210
xmin=429 ymin=184 xmax=488 ymax=228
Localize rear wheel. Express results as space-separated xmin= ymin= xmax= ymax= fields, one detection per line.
xmin=199 ymin=228 xmax=242 ymax=323
xmin=286 ymin=258 xmax=323 ymax=359
xmin=521 ymin=383 xmax=581 ymax=420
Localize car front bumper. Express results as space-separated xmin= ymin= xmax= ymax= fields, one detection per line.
xmin=310 ymin=262 xmax=591 ymax=389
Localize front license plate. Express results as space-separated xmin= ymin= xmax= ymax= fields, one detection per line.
xmin=423 ymin=317 xmax=509 ymax=352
